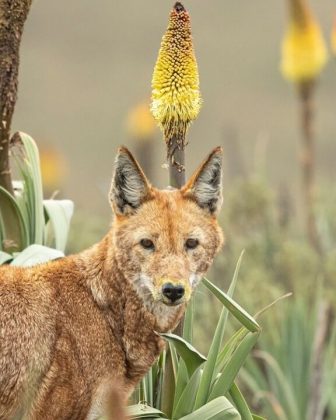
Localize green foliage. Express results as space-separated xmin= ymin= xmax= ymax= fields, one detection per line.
xmin=241 ymin=298 xmax=336 ymax=420
xmin=195 ymin=175 xmax=336 ymax=419
xmin=129 ymin=255 xmax=265 ymax=420
xmin=0 ymin=132 xmax=73 ymax=266
xmin=209 ymin=176 xmax=336 ymax=313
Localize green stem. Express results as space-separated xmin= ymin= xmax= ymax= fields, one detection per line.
xmin=298 ymin=80 xmax=321 ymax=254
xmin=167 ymin=134 xmax=186 ymax=336
xmin=168 ymin=135 xmax=186 ymax=189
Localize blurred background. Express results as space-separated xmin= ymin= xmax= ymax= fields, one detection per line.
xmin=9 ymin=1 xmax=336 ymax=417
xmin=13 ymin=0 xmax=335 ymax=215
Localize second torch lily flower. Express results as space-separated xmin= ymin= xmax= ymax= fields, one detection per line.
xmin=151 ymin=2 xmax=201 ymax=155
xmin=281 ymin=0 xmax=328 ymax=82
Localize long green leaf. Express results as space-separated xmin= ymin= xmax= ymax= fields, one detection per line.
xmin=173 ymin=368 xmax=202 ymax=419
xmin=194 ymin=254 xmax=245 ymax=410
xmin=10 ymin=244 xmax=64 ymax=267
xmin=193 ymin=307 xmax=227 ymax=410
xmin=202 ymin=278 xmax=260 ymax=333
xmin=173 ymin=360 xmax=188 ymax=414
xmin=254 ymin=350 xmax=301 ymax=420
xmin=160 ymin=333 xmax=206 ymax=378
xmin=183 ymin=296 xmax=194 ymax=344
xmin=44 ymin=199 xmax=74 ymax=251
xmin=216 ymin=328 xmax=248 ymax=374
xmin=0 ymin=186 xmax=28 ymax=251
xmin=179 ymin=397 xmax=241 ymax=420
xmin=210 ymin=332 xmax=259 ymax=401
xmin=229 ymin=382 xmax=253 ymax=420
xmin=161 ymin=349 xmax=175 ymax=419
xmin=19 ymin=132 xmax=44 ymax=244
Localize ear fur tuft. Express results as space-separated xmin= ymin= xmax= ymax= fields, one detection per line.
xmin=109 ymin=147 xmax=151 ymax=215
xmin=182 ymin=147 xmax=223 ymax=214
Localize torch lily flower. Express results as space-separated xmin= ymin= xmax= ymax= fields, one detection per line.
xmin=151 ymin=2 xmax=201 ymax=151
xmin=281 ymin=0 xmax=328 ymax=83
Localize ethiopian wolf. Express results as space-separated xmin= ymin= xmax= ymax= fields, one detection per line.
xmin=0 ymin=147 xmax=224 ymax=419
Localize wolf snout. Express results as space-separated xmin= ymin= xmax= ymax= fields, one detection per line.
xmin=162 ymin=282 xmax=185 ymax=305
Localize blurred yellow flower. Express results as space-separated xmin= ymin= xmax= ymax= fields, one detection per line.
xmin=40 ymin=146 xmax=67 ymax=193
xmin=126 ymin=102 xmax=156 ymax=141
xmin=332 ymin=15 xmax=336 ymax=55
xmin=151 ymin=2 xmax=201 ymax=148
xmin=281 ymin=0 xmax=328 ymax=83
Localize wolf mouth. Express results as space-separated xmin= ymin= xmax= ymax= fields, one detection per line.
xmin=161 ymin=298 xmax=184 ymax=307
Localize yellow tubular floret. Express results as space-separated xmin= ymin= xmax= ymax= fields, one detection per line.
xmin=151 ymin=2 xmax=201 ymax=147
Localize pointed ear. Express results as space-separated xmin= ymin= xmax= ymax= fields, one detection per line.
xmin=182 ymin=147 xmax=223 ymax=214
xmin=109 ymin=147 xmax=152 ymax=215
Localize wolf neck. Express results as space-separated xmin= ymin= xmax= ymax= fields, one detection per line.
xmin=79 ymin=235 xmax=167 ymax=383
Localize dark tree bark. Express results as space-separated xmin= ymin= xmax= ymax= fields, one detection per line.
xmin=0 ymin=0 xmax=32 ymax=251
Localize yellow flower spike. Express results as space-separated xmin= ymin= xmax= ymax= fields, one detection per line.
xmin=332 ymin=15 xmax=336 ymax=55
xmin=281 ymin=0 xmax=328 ymax=83
xmin=151 ymin=2 xmax=201 ymax=152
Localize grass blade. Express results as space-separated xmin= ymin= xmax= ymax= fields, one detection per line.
xmin=183 ymin=296 xmax=194 ymax=344
xmin=193 ymin=252 xmax=245 ymax=410
xmin=202 ymin=277 xmax=260 ymax=333
xmin=209 ymin=332 xmax=259 ymax=400
xmin=229 ymin=382 xmax=253 ymax=420
xmin=173 ymin=368 xmax=202 ymax=419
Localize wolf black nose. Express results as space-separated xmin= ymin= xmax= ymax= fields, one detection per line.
xmin=162 ymin=283 xmax=185 ymax=303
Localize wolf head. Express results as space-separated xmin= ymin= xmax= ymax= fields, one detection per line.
xmin=109 ymin=147 xmax=224 ymax=326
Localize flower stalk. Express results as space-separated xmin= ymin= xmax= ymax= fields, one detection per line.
xmin=151 ymin=2 xmax=201 ymax=188
xmin=281 ymin=0 xmax=328 ymax=253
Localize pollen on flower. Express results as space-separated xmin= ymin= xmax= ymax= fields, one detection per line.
xmin=151 ymin=2 xmax=201 ymax=152
xmin=281 ymin=0 xmax=328 ymax=83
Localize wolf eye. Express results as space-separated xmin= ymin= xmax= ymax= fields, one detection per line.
xmin=185 ymin=238 xmax=199 ymax=250
xmin=140 ymin=238 xmax=155 ymax=250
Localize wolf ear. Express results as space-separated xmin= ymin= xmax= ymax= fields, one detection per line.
xmin=109 ymin=147 xmax=152 ymax=215
xmin=182 ymin=147 xmax=223 ymax=214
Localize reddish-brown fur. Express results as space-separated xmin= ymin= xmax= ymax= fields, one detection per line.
xmin=0 ymin=147 xmax=224 ymax=419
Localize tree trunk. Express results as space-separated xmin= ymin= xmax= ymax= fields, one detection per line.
xmin=0 ymin=0 xmax=32 ymax=252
